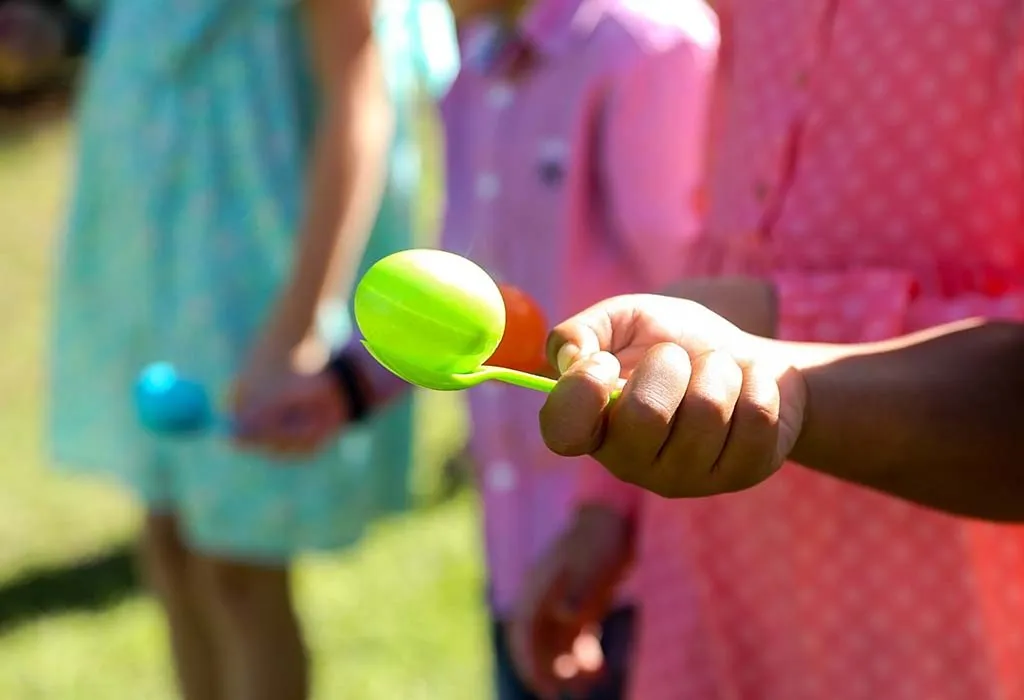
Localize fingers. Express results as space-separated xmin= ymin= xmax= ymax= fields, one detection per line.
xmin=509 ymin=516 xmax=626 ymax=700
xmin=237 ymin=412 xmax=332 ymax=456
xmin=546 ymin=310 xmax=610 ymax=375
xmin=553 ymin=340 xmax=781 ymax=498
xmin=233 ymin=378 xmax=345 ymax=457
xmin=552 ymin=629 xmax=606 ymax=697
xmin=543 ymin=294 xmax=786 ymax=498
xmin=540 ymin=352 xmax=621 ymax=457
xmin=513 ymin=612 xmax=606 ymax=700
xmin=508 ymin=567 xmax=573 ymax=699
xmin=711 ymin=360 xmax=783 ymax=491
xmin=593 ymin=343 xmax=693 ymax=478
xmin=651 ymin=347 xmax=744 ymax=497
xmin=545 ymin=295 xmax=651 ymax=373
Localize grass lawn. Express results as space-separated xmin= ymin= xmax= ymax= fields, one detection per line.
xmin=0 ymin=113 xmax=491 ymax=697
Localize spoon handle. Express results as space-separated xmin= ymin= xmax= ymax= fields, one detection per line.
xmin=489 ymin=367 xmax=558 ymax=393
xmin=489 ymin=367 xmax=626 ymax=399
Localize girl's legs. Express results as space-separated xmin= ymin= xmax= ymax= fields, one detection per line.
xmin=142 ymin=512 xmax=309 ymax=700
xmin=141 ymin=513 xmax=221 ymax=700
xmin=193 ymin=555 xmax=308 ymax=700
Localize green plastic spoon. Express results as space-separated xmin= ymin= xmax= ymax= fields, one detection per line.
xmin=354 ymin=248 xmax=591 ymax=395
xmin=361 ymin=340 xmax=558 ymax=393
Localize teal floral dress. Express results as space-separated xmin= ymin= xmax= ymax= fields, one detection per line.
xmin=50 ymin=0 xmax=458 ymax=561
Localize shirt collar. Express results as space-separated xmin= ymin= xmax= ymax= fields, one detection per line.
xmin=459 ymin=0 xmax=611 ymax=74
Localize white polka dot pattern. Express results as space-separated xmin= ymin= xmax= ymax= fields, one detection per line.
xmin=630 ymin=1 xmax=1024 ymax=698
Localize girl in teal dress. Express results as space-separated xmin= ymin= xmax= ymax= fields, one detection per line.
xmin=51 ymin=1 xmax=457 ymax=698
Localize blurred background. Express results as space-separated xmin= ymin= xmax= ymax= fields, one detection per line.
xmin=0 ymin=1 xmax=491 ymax=697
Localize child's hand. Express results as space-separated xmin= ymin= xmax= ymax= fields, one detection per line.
xmin=508 ymin=505 xmax=633 ymax=699
xmin=540 ymin=294 xmax=807 ymax=499
xmin=233 ymin=371 xmax=349 ymax=457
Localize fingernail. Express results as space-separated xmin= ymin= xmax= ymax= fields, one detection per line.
xmin=557 ymin=344 xmax=581 ymax=374
xmin=581 ymin=352 xmax=618 ymax=383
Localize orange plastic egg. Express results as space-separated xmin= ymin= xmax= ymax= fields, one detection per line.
xmin=486 ymin=284 xmax=549 ymax=373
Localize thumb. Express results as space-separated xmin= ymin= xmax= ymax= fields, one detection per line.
xmin=540 ymin=352 xmax=621 ymax=457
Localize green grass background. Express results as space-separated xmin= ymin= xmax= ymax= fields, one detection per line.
xmin=0 ymin=109 xmax=492 ymax=697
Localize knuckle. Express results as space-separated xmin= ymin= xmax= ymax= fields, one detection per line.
xmin=699 ymin=348 xmax=744 ymax=390
xmin=744 ymin=399 xmax=779 ymax=433
xmin=614 ymin=390 xmax=675 ymax=432
xmin=682 ymin=352 xmax=743 ymax=422
xmin=683 ymin=391 xmax=734 ymax=434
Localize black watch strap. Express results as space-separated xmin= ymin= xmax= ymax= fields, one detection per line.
xmin=325 ymin=352 xmax=370 ymax=422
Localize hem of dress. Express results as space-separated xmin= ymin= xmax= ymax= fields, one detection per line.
xmin=49 ymin=447 xmax=371 ymax=561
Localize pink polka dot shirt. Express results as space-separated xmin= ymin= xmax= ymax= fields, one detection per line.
xmin=581 ymin=0 xmax=1024 ymax=697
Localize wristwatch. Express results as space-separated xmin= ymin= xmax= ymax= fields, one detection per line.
xmin=324 ymin=351 xmax=371 ymax=422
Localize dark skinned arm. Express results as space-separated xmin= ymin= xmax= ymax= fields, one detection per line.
xmin=777 ymin=319 xmax=1024 ymax=521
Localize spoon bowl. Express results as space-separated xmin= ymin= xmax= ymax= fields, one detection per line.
xmin=355 ymin=249 xmax=624 ymax=398
xmin=354 ymin=248 xmax=506 ymax=376
xmin=355 ymin=249 xmax=559 ymax=394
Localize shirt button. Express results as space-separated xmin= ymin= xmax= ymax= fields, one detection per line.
xmin=488 ymin=82 xmax=515 ymax=109
xmin=795 ymin=69 xmax=810 ymax=89
xmin=486 ymin=461 xmax=517 ymax=492
xmin=476 ymin=172 xmax=501 ymax=200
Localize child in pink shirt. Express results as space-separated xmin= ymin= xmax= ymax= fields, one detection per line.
xmin=417 ymin=1 xmax=716 ymax=696
xmin=237 ymin=0 xmax=717 ymax=696
xmin=514 ymin=1 xmax=1024 ymax=699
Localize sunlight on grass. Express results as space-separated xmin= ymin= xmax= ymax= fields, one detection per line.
xmin=0 ymin=599 xmax=173 ymax=697
xmin=303 ymin=497 xmax=489 ymax=699
xmin=0 ymin=498 xmax=488 ymax=699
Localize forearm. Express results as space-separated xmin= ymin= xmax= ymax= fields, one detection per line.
xmin=275 ymin=2 xmax=392 ymax=343
xmin=767 ymin=319 xmax=1024 ymax=520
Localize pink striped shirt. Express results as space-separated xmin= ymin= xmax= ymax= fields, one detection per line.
xmin=357 ymin=0 xmax=717 ymax=614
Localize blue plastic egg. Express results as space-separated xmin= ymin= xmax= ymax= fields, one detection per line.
xmin=134 ymin=363 xmax=214 ymax=436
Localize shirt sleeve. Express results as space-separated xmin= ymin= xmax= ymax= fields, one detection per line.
xmin=600 ymin=30 xmax=718 ymax=287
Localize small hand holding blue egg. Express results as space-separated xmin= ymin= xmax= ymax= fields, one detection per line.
xmin=134 ymin=363 xmax=230 ymax=437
